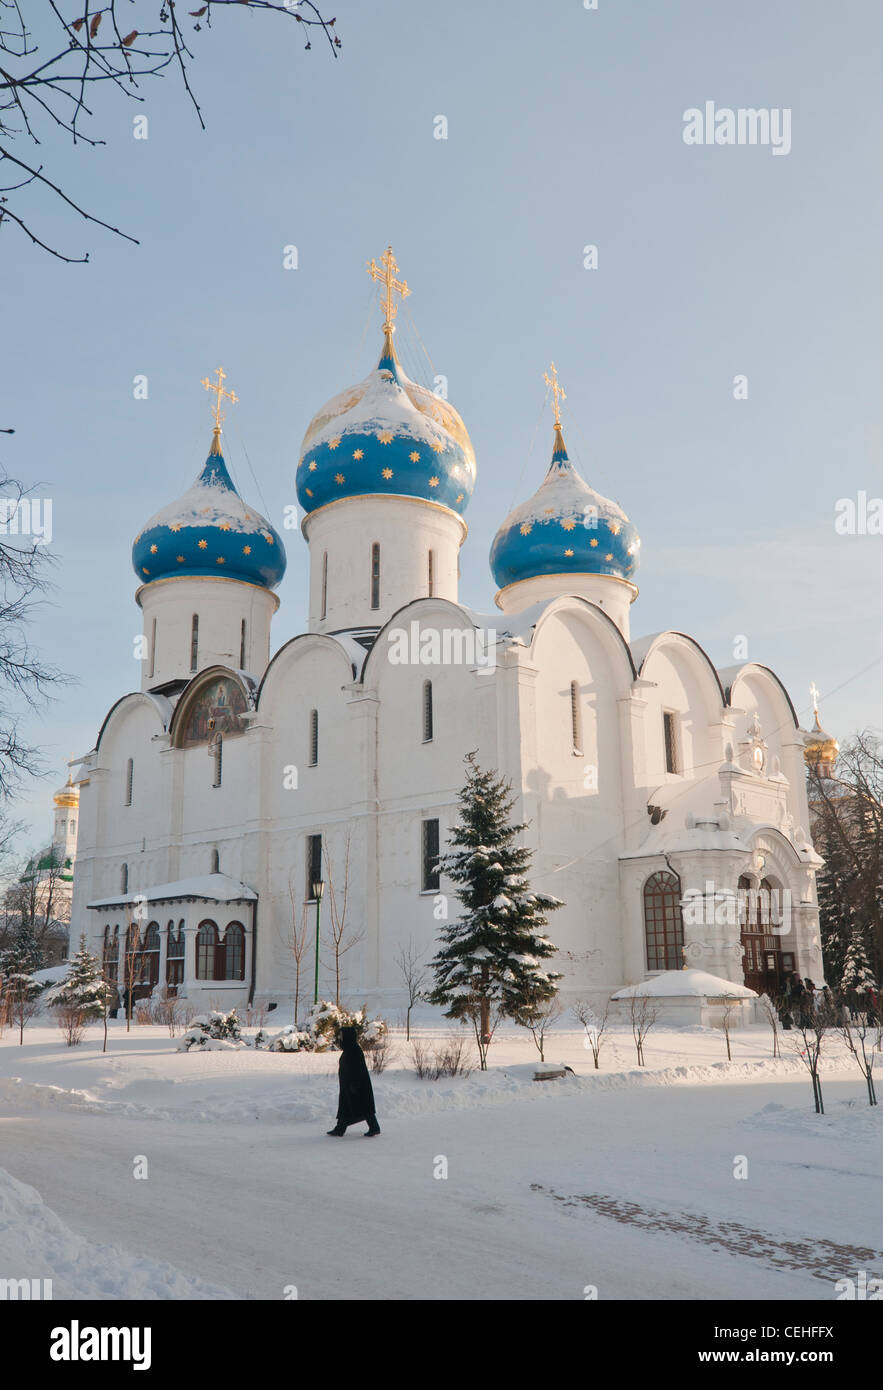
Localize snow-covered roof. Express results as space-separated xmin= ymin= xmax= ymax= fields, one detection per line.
xmin=87 ymin=873 xmax=257 ymax=910
xmin=612 ymin=969 xmax=757 ymax=1000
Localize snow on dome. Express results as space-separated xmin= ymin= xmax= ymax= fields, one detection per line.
xmin=132 ymin=434 xmax=286 ymax=590
xmin=296 ymin=336 xmax=476 ymax=517
xmin=612 ymin=969 xmax=757 ymax=999
xmin=490 ymin=424 xmax=639 ymax=591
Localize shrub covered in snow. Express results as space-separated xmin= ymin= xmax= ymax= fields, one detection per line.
xmin=184 ymin=1009 xmax=242 ymax=1042
xmin=263 ymin=1002 xmax=387 ymax=1053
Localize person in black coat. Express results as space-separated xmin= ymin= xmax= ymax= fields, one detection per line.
xmin=327 ymin=1026 xmax=380 ymax=1137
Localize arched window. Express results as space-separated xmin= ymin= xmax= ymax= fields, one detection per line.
xmin=143 ymin=922 xmax=161 ymax=988
xmin=190 ymin=614 xmax=199 ymax=672
xmin=427 ymin=549 xmax=434 ymax=597
xmin=196 ymin=920 xmax=219 ymax=980
xmin=103 ymin=926 xmax=119 ymax=983
xmin=211 ymin=735 xmax=223 ymax=788
xmin=643 ymin=871 xmax=683 ymax=971
xmin=124 ymin=758 xmax=134 ymax=806
xmin=239 ymin=618 xmax=247 ymax=670
xmin=320 ymin=551 xmax=328 ymax=620
xmin=166 ymin=922 xmax=185 ymax=989
xmin=422 ymin=680 xmax=433 ymax=742
xmin=121 ymin=863 xmax=129 ymax=894
xmin=570 ymin=681 xmax=582 ymax=754
xmin=309 ymin=709 xmax=319 ymax=766
xmin=210 ymin=846 xmax=220 ymax=874
xmin=223 ymin=922 xmax=245 ymax=981
xmin=370 ymin=543 xmax=380 ymax=610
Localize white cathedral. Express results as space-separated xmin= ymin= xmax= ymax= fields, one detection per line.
xmin=70 ymin=250 xmax=828 ymax=1014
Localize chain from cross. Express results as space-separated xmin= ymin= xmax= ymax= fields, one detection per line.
xmin=201 ymin=367 xmax=239 ymax=433
xmin=544 ymin=361 xmax=566 ymax=429
xmin=367 ymin=245 xmax=410 ymax=335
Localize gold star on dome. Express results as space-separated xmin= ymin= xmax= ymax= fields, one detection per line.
xmin=428 ymin=476 xmax=440 ymax=488
xmin=177 ymin=555 xmax=184 ymax=563
xmin=198 ymin=539 xmax=208 ymax=549
xmin=263 ymin=533 xmax=275 ymax=545
xmin=564 ymin=549 xmax=574 ymax=557
xmin=305 ymin=489 xmax=313 ymax=498
xmin=543 ymin=508 xmax=554 ymax=515
xmin=561 ymin=518 xmax=576 ymax=532
xmin=170 ymin=524 xmax=182 ymax=533
xmin=217 ymin=556 xmax=225 ymax=565
xmin=142 ymin=568 xmax=149 ymax=576
xmin=335 ymin=473 xmax=346 ymax=484
xmin=308 ymin=461 xmax=317 ymax=472
xmin=353 ymin=449 xmax=364 ymax=460
xmin=455 ymin=494 xmax=464 ymax=503
xmin=605 ymin=553 xmax=613 ymax=561
xmin=430 ymin=439 xmax=444 ymax=454
xmin=409 ymin=451 xmax=420 ymax=462
xmin=150 ymin=544 xmax=158 ymax=554
xmin=382 ymin=467 xmax=394 ymax=479
xmin=378 ymin=430 xmax=394 ymax=445
xmin=328 ymin=438 xmax=341 ymax=451
xmin=520 ymin=522 xmax=533 ymax=536
xmin=243 ymin=545 xmax=252 ymax=555
xmin=609 ymin=521 xmax=621 ymax=535
xmin=220 ymin=523 xmax=231 ymax=531
xmin=590 ymin=538 xmax=599 ymax=547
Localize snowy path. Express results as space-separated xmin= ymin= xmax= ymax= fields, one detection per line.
xmin=2 ymin=1075 xmax=879 ymax=1300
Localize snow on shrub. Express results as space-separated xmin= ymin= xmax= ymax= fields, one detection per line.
xmin=263 ymin=1003 xmax=388 ymax=1053
xmin=177 ymin=1009 xmax=243 ymax=1049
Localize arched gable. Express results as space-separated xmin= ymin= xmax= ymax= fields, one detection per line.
xmin=257 ymin=632 xmax=358 ymax=711
xmin=527 ymin=595 xmax=637 ymax=686
xmin=95 ymin=690 xmax=172 ymax=753
xmin=169 ymin=667 xmax=253 ymax=749
xmin=635 ymin=631 xmax=726 ymax=712
xmin=359 ymin=596 xmax=483 ymax=687
xmin=722 ymin=663 xmax=800 ymax=732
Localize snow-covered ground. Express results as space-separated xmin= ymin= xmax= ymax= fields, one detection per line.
xmin=1 ymin=1013 xmax=880 ymax=1300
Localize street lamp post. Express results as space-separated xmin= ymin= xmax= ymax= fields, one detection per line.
xmin=312 ymin=879 xmax=325 ymax=1006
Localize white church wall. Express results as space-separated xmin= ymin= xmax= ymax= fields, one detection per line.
xmin=137 ymin=577 xmax=278 ymax=689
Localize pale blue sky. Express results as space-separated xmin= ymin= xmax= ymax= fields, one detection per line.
xmin=4 ymin=0 xmax=882 ymax=846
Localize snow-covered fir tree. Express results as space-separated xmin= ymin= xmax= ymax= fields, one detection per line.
xmin=427 ymin=752 xmax=562 ymax=1068
xmin=840 ymin=926 xmax=876 ymax=995
xmin=0 ymin=919 xmax=45 ymax=977
xmin=50 ymin=933 xmax=113 ymax=1021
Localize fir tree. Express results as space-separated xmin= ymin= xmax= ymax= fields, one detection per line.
xmin=50 ymin=933 xmax=112 ymax=1023
xmin=427 ymin=753 xmax=562 ymax=1069
xmin=0 ymin=927 xmax=45 ymax=1044
xmin=0 ymin=919 xmax=45 ymax=977
xmin=841 ymin=927 xmax=876 ymax=994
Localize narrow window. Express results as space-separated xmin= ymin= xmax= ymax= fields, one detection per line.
xmin=166 ymin=924 xmax=185 ymax=989
xmin=570 ymin=681 xmax=583 ymax=754
xmin=306 ymin=834 xmax=323 ymax=901
xmin=149 ymin=617 xmax=156 ymax=679
xmin=421 ymin=818 xmax=440 ymax=892
xmin=124 ymin=758 xmax=134 ymax=807
xmin=190 ymin=614 xmax=199 ymax=672
xmin=428 ymin=549 xmax=434 ymax=597
xmin=422 ymin=680 xmax=433 ymax=743
xmin=196 ymin=921 xmax=219 ymax=980
xmin=239 ymin=618 xmax=247 ymax=670
xmin=309 ymin=709 xmax=319 ymax=767
xmin=224 ymin=923 xmax=245 ymax=981
xmin=210 ymin=847 xmax=220 ymax=874
xmin=121 ymin=863 xmax=129 ymax=894
xmin=370 ymin=543 xmax=381 ymax=610
xmin=643 ymin=871 xmax=684 ymax=971
xmin=663 ymin=711 xmax=679 ymax=774
xmin=321 ymin=551 xmax=328 ymax=620
xmin=212 ymin=735 xmax=223 ymax=788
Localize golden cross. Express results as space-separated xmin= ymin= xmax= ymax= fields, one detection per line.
xmin=201 ymin=367 xmax=239 ymax=433
xmin=367 ymin=245 xmax=411 ymax=335
xmin=809 ymin=681 xmax=820 ymax=713
xmin=544 ymin=361 xmax=566 ymax=429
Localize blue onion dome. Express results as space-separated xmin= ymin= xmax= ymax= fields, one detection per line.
xmin=296 ymin=331 xmax=476 ymax=517
xmin=490 ymin=422 xmax=640 ymax=590
xmin=132 ymin=430 xmax=286 ymax=589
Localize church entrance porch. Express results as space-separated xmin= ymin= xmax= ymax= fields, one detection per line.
xmin=738 ymin=877 xmax=788 ymax=997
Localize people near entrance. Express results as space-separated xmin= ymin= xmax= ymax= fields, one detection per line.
xmin=803 ymin=978 xmax=817 ymax=1025
xmin=327 ymin=1026 xmax=381 ymax=1138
